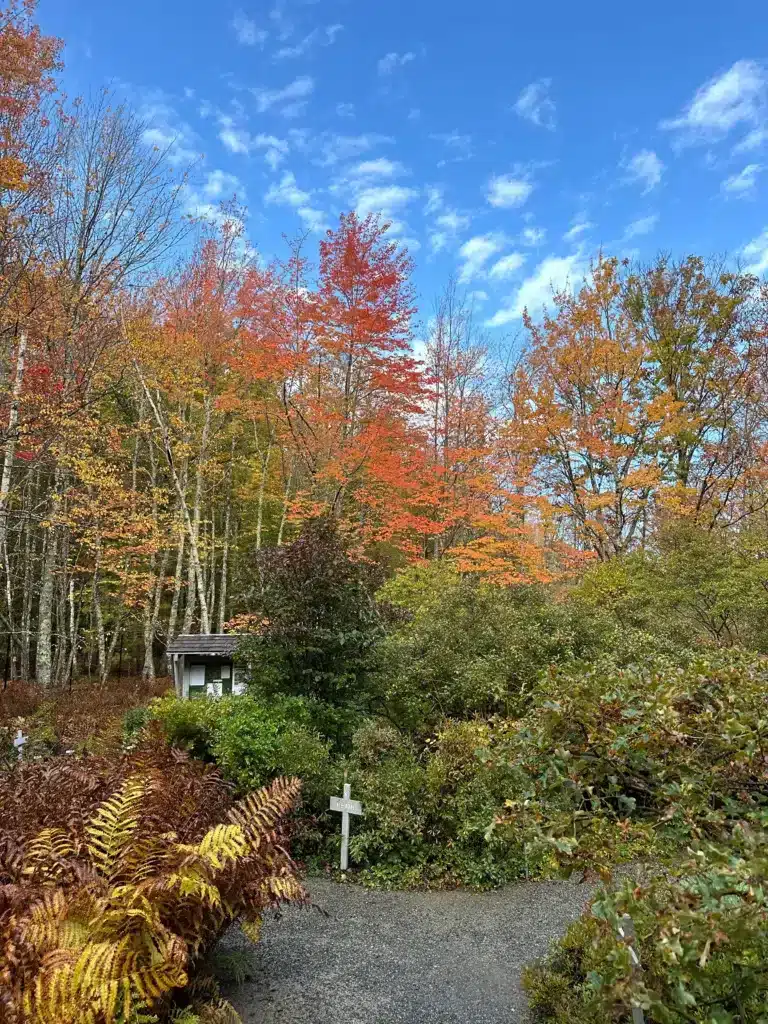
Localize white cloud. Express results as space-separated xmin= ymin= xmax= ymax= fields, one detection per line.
xmin=336 ymin=102 xmax=355 ymax=118
xmin=457 ymin=234 xmax=505 ymax=283
xmin=661 ymin=60 xmax=767 ymax=145
xmin=486 ymin=253 xmax=584 ymax=326
xmin=317 ymin=132 xmax=393 ymax=166
xmin=265 ymin=171 xmax=327 ymax=232
xmin=252 ymin=75 xmax=314 ymax=116
xmin=625 ymin=214 xmax=658 ymax=237
xmin=430 ymin=131 xmax=473 ymax=165
xmin=254 ymin=133 xmax=289 ymax=169
xmin=624 ymin=149 xmax=664 ymax=192
xmin=563 ymin=219 xmax=592 ymax=242
xmin=352 ymin=158 xmax=404 ymax=177
xmin=231 ymin=11 xmax=267 ymax=46
xmin=218 ymin=119 xmax=251 ymax=155
xmin=521 ymin=226 xmax=546 ymax=246
xmin=378 ymin=51 xmax=415 ymax=75
xmin=274 ymin=23 xmax=343 ymax=60
xmin=429 ymin=209 xmax=470 ymax=252
xmin=743 ymin=228 xmax=768 ymax=275
xmin=721 ymin=163 xmax=762 ymax=196
xmin=468 ymin=290 xmax=489 ymax=303
xmin=734 ymin=127 xmax=768 ymax=153
xmin=203 ymin=169 xmax=245 ymax=200
xmin=489 ymin=252 xmax=526 ymax=280
xmin=514 ymin=78 xmax=556 ymax=130
xmin=487 ymin=174 xmax=533 ymax=208
xmin=424 ymin=186 xmax=444 ymax=214
xmin=355 ymin=184 xmax=417 ymax=220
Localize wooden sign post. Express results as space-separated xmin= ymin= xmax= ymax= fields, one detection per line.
xmin=13 ymin=729 xmax=27 ymax=761
xmin=329 ymin=782 xmax=362 ymax=871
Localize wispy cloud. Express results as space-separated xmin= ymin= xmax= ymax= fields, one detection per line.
xmin=625 ymin=214 xmax=658 ymax=238
xmin=488 ymin=252 xmax=526 ymax=280
xmin=274 ymin=23 xmax=343 ymax=59
xmin=430 ymin=131 xmax=473 ymax=165
xmin=521 ymin=226 xmax=546 ymax=246
xmin=378 ymin=51 xmax=415 ymax=75
xmin=252 ymin=75 xmax=314 ymax=116
xmin=514 ymin=78 xmax=556 ymax=130
xmin=139 ymin=93 xmax=199 ymax=165
xmin=487 ymin=174 xmax=533 ymax=208
xmin=721 ymin=163 xmax=762 ymax=196
xmin=429 ymin=209 xmax=470 ymax=252
xmin=231 ymin=11 xmax=267 ymax=46
xmin=265 ymin=170 xmax=327 ymax=232
xmin=317 ymin=132 xmax=393 ymax=167
xmin=203 ymin=169 xmax=244 ymax=199
xmin=743 ymin=227 xmax=768 ymax=275
xmin=355 ymin=184 xmax=418 ymax=221
xmin=457 ymin=234 xmax=505 ymax=283
xmin=563 ymin=219 xmax=592 ymax=242
xmin=352 ymin=158 xmax=405 ymax=178
xmin=424 ymin=186 xmax=444 ymax=215
xmin=624 ymin=149 xmax=664 ymax=192
xmin=336 ymin=102 xmax=355 ymax=118
xmin=486 ymin=252 xmax=585 ymax=327
xmin=661 ymin=60 xmax=767 ymax=145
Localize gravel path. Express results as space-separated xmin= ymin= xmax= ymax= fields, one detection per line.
xmin=223 ymin=876 xmax=594 ymax=1023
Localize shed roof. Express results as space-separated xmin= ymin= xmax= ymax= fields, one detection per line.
xmin=166 ymin=634 xmax=240 ymax=656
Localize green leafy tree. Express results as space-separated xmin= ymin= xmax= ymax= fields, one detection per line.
xmin=237 ymin=516 xmax=386 ymax=747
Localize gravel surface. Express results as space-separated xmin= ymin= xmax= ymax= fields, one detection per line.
xmin=222 ymin=876 xmax=595 ymax=1023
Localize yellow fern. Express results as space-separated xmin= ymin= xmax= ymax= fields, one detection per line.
xmin=86 ymin=776 xmax=147 ymax=881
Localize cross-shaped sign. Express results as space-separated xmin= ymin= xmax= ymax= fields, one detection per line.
xmin=329 ymin=782 xmax=362 ymax=871
xmin=13 ymin=729 xmax=27 ymax=761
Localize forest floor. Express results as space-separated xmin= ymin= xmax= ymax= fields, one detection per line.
xmin=222 ymin=875 xmax=594 ymax=1023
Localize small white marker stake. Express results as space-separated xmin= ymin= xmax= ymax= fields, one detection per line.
xmin=13 ymin=729 xmax=27 ymax=761
xmin=329 ymin=782 xmax=362 ymax=871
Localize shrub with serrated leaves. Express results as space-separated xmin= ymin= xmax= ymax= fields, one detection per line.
xmin=0 ymin=738 xmax=305 ymax=1024
xmin=492 ymin=649 xmax=768 ymax=878
xmin=524 ymin=829 xmax=768 ymax=1023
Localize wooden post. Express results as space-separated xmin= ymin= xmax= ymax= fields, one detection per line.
xmin=617 ymin=914 xmax=645 ymax=1024
xmin=329 ymin=779 xmax=363 ymax=872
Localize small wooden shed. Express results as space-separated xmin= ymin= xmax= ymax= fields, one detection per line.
xmin=166 ymin=634 xmax=246 ymax=699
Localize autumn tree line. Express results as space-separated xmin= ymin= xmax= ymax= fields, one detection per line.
xmin=2 ymin=1 xmax=768 ymax=688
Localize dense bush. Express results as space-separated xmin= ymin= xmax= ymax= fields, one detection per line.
xmin=524 ymin=831 xmax=768 ymax=1022
xmin=150 ymin=692 xmax=333 ymax=802
xmin=492 ymin=650 xmax=768 ymax=877
xmin=0 ymin=740 xmax=304 ymax=1024
xmin=575 ymin=523 xmax=768 ymax=654
xmin=345 ymin=718 xmax=523 ymax=888
xmin=376 ymin=561 xmax=657 ymax=731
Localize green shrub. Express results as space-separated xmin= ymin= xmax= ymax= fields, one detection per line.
xmin=150 ymin=693 xmax=332 ymax=800
xmin=376 ymin=562 xmax=622 ymax=731
xmin=343 ymin=718 xmax=525 ymax=888
xmin=493 ymin=649 xmax=768 ymax=877
xmin=524 ymin=831 xmax=768 ymax=1022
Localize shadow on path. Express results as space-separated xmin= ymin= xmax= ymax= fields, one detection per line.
xmin=224 ymin=876 xmax=593 ymax=1023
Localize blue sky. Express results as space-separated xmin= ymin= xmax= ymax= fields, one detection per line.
xmin=41 ymin=0 xmax=768 ymax=331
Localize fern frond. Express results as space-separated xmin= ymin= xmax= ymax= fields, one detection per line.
xmin=86 ymin=776 xmax=147 ymax=881
xmin=239 ymin=917 xmax=262 ymax=944
xmin=227 ymin=777 xmax=301 ymax=848
xmin=24 ymin=890 xmax=70 ymax=954
xmin=24 ymin=828 xmax=77 ymax=877
xmin=195 ymin=825 xmax=249 ymax=870
xmin=194 ymin=997 xmax=243 ymax=1024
